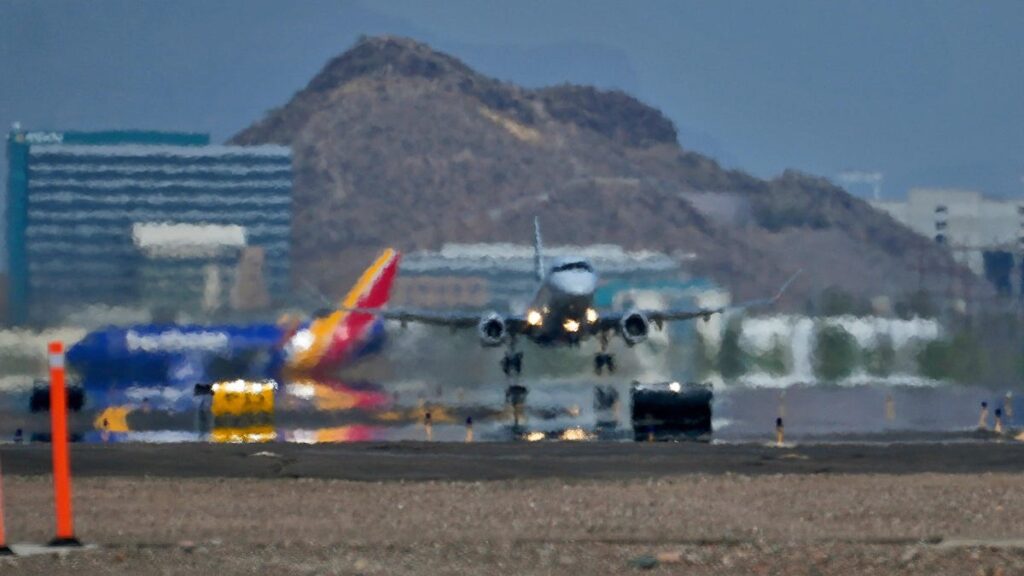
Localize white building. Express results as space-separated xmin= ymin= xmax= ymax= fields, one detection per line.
xmin=871 ymin=188 xmax=1024 ymax=277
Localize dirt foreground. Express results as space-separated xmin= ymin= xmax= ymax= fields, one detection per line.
xmin=2 ymin=471 xmax=1024 ymax=575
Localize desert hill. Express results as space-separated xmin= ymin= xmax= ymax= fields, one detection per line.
xmin=232 ymin=36 xmax=965 ymax=306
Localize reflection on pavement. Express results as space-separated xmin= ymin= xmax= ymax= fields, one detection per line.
xmin=0 ymin=375 xmax=1021 ymax=444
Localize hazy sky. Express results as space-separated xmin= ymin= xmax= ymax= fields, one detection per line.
xmin=2 ymin=0 xmax=1023 ymax=199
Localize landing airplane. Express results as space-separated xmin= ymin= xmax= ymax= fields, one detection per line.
xmin=346 ymin=219 xmax=798 ymax=380
xmin=61 ymin=249 xmax=401 ymax=410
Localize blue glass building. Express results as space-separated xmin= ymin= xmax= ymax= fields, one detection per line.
xmin=5 ymin=130 xmax=292 ymax=325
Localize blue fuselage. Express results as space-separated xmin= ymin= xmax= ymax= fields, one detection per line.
xmin=67 ymin=324 xmax=288 ymax=384
xmin=66 ymin=321 xmax=387 ymax=388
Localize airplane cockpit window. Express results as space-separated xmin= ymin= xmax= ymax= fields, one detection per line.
xmin=551 ymin=261 xmax=593 ymax=273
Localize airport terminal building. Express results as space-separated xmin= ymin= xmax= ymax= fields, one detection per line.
xmin=4 ymin=130 xmax=292 ymax=325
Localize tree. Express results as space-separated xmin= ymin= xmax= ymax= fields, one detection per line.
xmin=814 ymin=324 xmax=859 ymax=381
xmin=692 ymin=332 xmax=718 ymax=380
xmin=916 ymin=330 xmax=983 ymax=383
xmin=718 ymin=317 xmax=749 ymax=380
xmin=755 ymin=335 xmax=791 ymax=377
xmin=863 ymin=333 xmax=896 ymax=378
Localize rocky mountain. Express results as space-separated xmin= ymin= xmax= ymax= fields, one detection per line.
xmin=232 ymin=36 xmax=967 ymax=306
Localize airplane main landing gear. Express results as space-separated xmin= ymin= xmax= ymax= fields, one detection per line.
xmin=594 ymin=353 xmax=616 ymax=374
xmin=594 ymin=331 xmax=615 ymax=375
xmin=501 ymin=336 xmax=528 ymax=431
xmin=505 ymin=383 xmax=529 ymax=429
xmin=501 ymin=351 xmax=523 ymax=376
xmin=501 ymin=335 xmax=523 ymax=376
xmin=505 ymin=384 xmax=529 ymax=412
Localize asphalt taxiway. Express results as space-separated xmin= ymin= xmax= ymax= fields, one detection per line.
xmin=3 ymin=439 xmax=1024 ymax=481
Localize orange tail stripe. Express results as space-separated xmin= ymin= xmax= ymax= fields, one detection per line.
xmin=290 ymin=249 xmax=398 ymax=371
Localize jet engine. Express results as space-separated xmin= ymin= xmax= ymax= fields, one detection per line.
xmin=620 ymin=310 xmax=650 ymax=346
xmin=478 ymin=313 xmax=507 ymax=347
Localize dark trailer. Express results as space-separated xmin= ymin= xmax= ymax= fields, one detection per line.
xmin=630 ymin=381 xmax=713 ymax=441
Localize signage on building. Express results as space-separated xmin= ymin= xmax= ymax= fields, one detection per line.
xmin=23 ymin=132 xmax=64 ymax=144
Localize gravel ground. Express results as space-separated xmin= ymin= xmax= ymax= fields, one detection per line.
xmin=3 ymin=474 xmax=1024 ymax=575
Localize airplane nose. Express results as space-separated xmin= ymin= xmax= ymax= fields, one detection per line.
xmin=552 ymin=271 xmax=597 ymax=296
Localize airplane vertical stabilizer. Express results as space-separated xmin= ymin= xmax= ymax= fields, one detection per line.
xmin=533 ymin=216 xmax=545 ymax=283
xmin=288 ymin=249 xmax=401 ymax=373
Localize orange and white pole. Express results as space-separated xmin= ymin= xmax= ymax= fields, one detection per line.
xmin=48 ymin=341 xmax=80 ymax=547
xmin=0 ymin=454 xmax=12 ymax=556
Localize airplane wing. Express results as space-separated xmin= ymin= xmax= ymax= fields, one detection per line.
xmin=605 ymin=270 xmax=802 ymax=328
xmin=346 ymin=270 xmax=800 ymax=332
xmin=339 ymin=307 xmax=487 ymax=329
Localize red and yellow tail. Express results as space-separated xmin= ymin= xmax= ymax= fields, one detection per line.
xmin=286 ymin=249 xmax=401 ymax=373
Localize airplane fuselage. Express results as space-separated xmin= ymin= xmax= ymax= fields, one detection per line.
xmin=526 ymin=262 xmax=600 ymax=345
xmin=65 ymin=249 xmax=401 ymax=389
xmin=66 ymin=321 xmax=388 ymax=386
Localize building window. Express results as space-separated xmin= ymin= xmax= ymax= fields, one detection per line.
xmin=935 ymin=234 xmax=946 ymax=245
xmin=934 ymin=205 xmax=948 ymax=214
xmin=935 ymin=221 xmax=948 ymax=231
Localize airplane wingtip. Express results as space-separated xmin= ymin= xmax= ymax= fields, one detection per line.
xmin=774 ymin=269 xmax=803 ymax=301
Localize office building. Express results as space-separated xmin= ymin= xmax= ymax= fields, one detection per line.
xmin=5 ymin=129 xmax=292 ymax=324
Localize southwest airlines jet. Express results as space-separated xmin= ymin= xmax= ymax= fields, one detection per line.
xmin=64 ymin=249 xmax=401 ymax=394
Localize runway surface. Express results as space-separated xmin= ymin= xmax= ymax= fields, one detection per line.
xmin=3 ymin=440 xmax=1024 ymax=480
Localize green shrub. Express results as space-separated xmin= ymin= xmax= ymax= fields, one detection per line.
xmin=814 ymin=324 xmax=859 ymax=381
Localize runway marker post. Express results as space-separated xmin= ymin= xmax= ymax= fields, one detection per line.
xmin=48 ymin=341 xmax=80 ymax=547
xmin=775 ymin=417 xmax=784 ymax=446
xmin=464 ymin=417 xmax=474 ymax=443
xmin=0 ymin=455 xmax=12 ymax=556
xmin=424 ymin=411 xmax=433 ymax=442
xmin=1005 ymin=392 xmax=1014 ymax=426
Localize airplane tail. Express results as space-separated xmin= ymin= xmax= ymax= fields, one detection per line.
xmin=286 ymin=249 xmax=401 ymax=373
xmin=533 ymin=216 xmax=544 ymax=283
